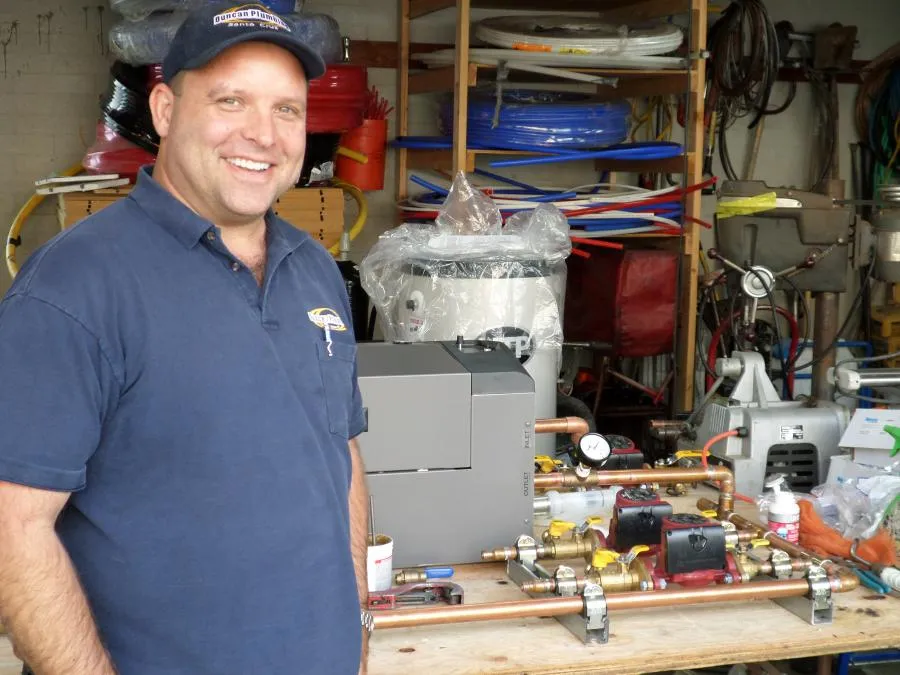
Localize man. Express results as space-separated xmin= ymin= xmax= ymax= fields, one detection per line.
xmin=0 ymin=3 xmax=372 ymax=674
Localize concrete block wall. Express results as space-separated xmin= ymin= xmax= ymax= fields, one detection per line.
xmin=0 ymin=1 xmax=111 ymax=296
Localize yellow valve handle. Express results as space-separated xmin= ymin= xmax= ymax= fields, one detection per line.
xmin=618 ymin=544 xmax=650 ymax=566
xmin=675 ymin=450 xmax=703 ymax=459
xmin=701 ymin=509 xmax=718 ymax=519
xmin=750 ymin=539 xmax=771 ymax=548
xmin=547 ymin=520 xmax=577 ymax=538
xmin=591 ymin=549 xmax=620 ymax=570
xmin=534 ymin=455 xmax=562 ymax=473
xmin=584 ymin=516 xmax=604 ymax=526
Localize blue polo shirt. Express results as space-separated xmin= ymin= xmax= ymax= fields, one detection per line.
xmin=0 ymin=167 xmax=366 ymax=674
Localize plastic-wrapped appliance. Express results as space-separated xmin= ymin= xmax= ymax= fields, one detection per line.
xmin=360 ymin=173 xmax=571 ymax=454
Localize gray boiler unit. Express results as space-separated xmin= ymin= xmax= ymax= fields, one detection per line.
xmin=356 ymin=341 xmax=536 ymax=567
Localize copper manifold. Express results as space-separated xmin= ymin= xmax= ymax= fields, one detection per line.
xmin=696 ymin=497 xmax=859 ymax=593
xmin=535 ymin=466 xmax=736 ymax=518
xmin=372 ymin=577 xmax=833 ymax=630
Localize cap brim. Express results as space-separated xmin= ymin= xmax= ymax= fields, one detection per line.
xmin=179 ymin=30 xmax=327 ymax=82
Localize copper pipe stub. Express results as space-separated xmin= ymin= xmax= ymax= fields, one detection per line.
xmin=534 ymin=417 xmax=590 ymax=445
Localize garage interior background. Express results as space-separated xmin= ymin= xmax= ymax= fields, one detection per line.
xmin=2 ymin=0 xmax=900 ymax=300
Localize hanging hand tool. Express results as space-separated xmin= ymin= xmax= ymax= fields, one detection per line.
xmin=367 ymin=581 xmax=464 ymax=610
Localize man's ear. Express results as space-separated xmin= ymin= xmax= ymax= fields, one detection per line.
xmin=149 ymin=82 xmax=176 ymax=138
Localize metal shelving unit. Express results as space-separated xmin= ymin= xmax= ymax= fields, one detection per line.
xmin=395 ymin=0 xmax=708 ymax=411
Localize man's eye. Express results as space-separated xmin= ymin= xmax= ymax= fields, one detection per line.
xmin=219 ymin=97 xmax=240 ymax=106
xmin=278 ymin=106 xmax=299 ymax=115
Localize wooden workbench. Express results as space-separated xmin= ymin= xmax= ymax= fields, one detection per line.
xmin=0 ymin=490 xmax=895 ymax=674
xmin=366 ymin=490 xmax=900 ymax=675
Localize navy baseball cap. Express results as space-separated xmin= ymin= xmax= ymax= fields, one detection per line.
xmin=162 ymin=2 xmax=326 ymax=83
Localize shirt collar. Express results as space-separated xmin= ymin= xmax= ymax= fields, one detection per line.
xmin=129 ymin=166 xmax=310 ymax=254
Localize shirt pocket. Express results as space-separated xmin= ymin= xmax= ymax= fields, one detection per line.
xmin=315 ymin=340 xmax=357 ymax=438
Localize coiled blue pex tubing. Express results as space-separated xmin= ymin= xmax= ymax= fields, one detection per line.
xmin=390 ymin=88 xmax=684 ymax=166
xmin=442 ymin=91 xmax=631 ymax=151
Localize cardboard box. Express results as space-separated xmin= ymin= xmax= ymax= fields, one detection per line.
xmin=838 ymin=408 xmax=900 ymax=469
xmin=61 ymin=186 xmax=345 ymax=250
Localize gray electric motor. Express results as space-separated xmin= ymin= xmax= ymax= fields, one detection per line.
xmin=684 ymin=352 xmax=849 ymax=497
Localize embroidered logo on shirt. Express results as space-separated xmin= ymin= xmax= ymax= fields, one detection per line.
xmin=307 ymin=307 xmax=347 ymax=332
xmin=213 ymin=4 xmax=290 ymax=31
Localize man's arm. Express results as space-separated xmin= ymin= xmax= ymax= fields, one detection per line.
xmin=348 ymin=439 xmax=370 ymax=672
xmin=0 ymin=481 xmax=116 ymax=675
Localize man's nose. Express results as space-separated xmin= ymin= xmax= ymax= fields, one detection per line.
xmin=242 ymin=107 xmax=275 ymax=147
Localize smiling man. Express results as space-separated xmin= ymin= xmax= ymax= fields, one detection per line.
xmin=0 ymin=4 xmax=371 ymax=675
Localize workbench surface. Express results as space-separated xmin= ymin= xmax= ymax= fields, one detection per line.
xmin=0 ymin=491 xmax=896 ymax=674
xmin=363 ymin=490 xmax=900 ymax=675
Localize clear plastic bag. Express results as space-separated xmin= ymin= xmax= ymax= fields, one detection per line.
xmin=110 ymin=11 xmax=187 ymax=65
xmin=360 ymin=173 xmax=570 ymax=354
xmin=809 ymin=476 xmax=900 ymax=541
xmin=109 ymin=9 xmax=339 ymax=67
xmin=110 ymin=0 xmax=301 ymax=21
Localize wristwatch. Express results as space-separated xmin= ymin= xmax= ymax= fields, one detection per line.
xmin=360 ymin=609 xmax=375 ymax=636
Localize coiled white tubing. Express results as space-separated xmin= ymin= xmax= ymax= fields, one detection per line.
xmin=475 ymin=16 xmax=684 ymax=57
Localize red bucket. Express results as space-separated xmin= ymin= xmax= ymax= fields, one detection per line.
xmin=335 ymin=118 xmax=387 ymax=191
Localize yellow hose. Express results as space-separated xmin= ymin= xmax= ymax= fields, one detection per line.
xmin=329 ymin=178 xmax=367 ymax=257
xmin=6 ymin=164 xmax=83 ymax=280
xmin=336 ymin=146 xmax=368 ymax=165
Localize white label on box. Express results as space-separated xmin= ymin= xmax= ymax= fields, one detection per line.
xmin=780 ymin=425 xmax=804 ymax=441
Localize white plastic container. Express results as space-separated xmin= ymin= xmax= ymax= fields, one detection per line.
xmin=367 ymin=534 xmax=394 ymax=592
xmin=763 ymin=475 xmax=800 ymax=544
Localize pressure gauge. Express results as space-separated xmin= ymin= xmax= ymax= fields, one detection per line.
xmin=573 ymin=432 xmax=612 ymax=468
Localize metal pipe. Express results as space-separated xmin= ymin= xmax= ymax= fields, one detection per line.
xmin=534 ymin=416 xmax=589 ymax=445
xmin=811 ymin=291 xmax=840 ymax=400
xmin=372 ymin=595 xmax=583 ymax=629
xmin=847 ymin=369 xmax=900 ymax=388
xmin=606 ymin=579 xmax=812 ymax=609
xmin=535 ymin=466 xmax=735 ymax=517
xmin=372 ymin=576 xmax=833 ymax=631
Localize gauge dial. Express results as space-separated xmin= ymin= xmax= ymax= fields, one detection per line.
xmin=577 ymin=433 xmax=612 ymax=467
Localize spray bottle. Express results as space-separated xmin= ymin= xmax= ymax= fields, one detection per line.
xmin=764 ymin=474 xmax=800 ymax=544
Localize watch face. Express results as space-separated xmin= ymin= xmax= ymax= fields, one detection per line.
xmin=578 ymin=433 xmax=611 ymax=465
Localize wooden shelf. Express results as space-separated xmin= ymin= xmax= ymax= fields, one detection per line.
xmin=410 ymin=0 xmax=688 ymax=20
xmin=409 ymin=63 xmax=690 ymax=98
xmin=407 ymin=147 xmax=691 ymax=174
xmin=397 ymin=0 xmax=707 ymax=412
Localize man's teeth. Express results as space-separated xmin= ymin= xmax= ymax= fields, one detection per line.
xmin=227 ymin=158 xmax=271 ymax=171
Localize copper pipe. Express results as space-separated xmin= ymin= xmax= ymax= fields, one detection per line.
xmin=373 ymin=576 xmax=822 ymax=630
xmin=535 ymin=466 xmax=735 ymax=517
xmin=372 ymin=595 xmax=583 ymax=630
xmin=757 ymin=559 xmax=811 ymax=576
xmin=605 ymin=579 xmax=812 ymax=610
xmin=534 ymin=417 xmax=590 ymax=445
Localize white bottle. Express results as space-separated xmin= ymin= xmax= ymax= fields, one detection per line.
xmin=764 ymin=475 xmax=800 ymax=544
